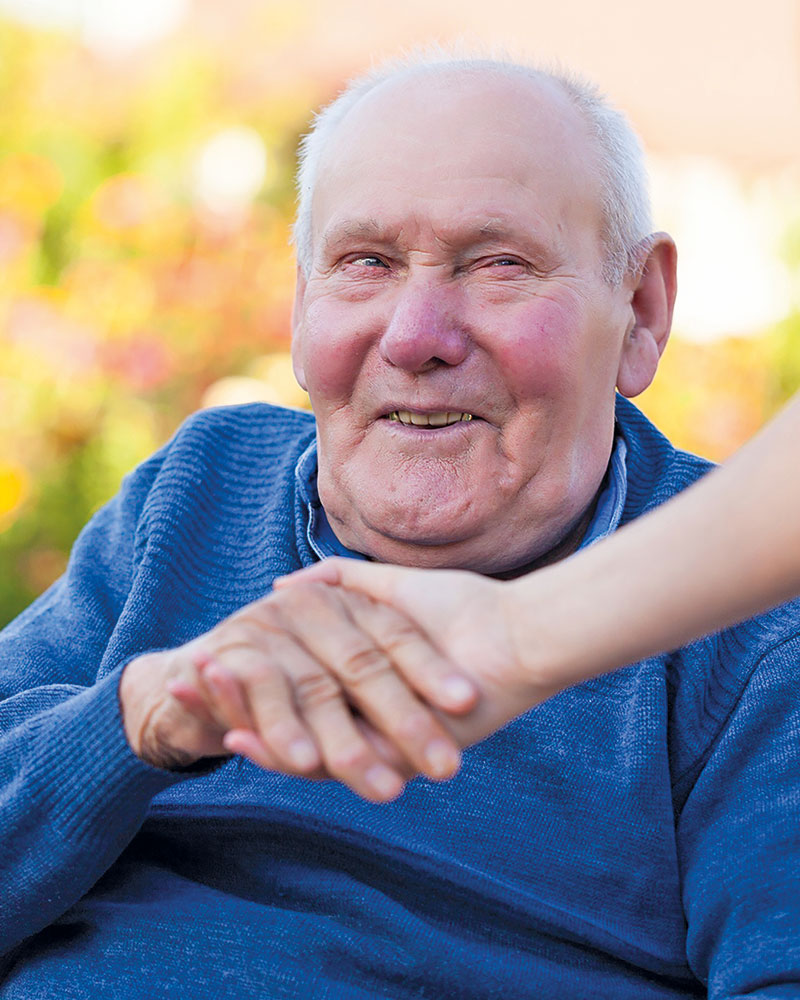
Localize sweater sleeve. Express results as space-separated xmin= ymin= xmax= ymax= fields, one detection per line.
xmin=678 ymin=627 xmax=800 ymax=998
xmin=0 ymin=456 xmax=186 ymax=958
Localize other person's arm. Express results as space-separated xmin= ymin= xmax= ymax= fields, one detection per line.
xmin=506 ymin=389 xmax=800 ymax=679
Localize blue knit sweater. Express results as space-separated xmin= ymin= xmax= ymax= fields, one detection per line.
xmin=1 ymin=398 xmax=799 ymax=999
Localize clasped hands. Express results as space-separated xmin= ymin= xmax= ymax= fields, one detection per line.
xmin=120 ymin=560 xmax=561 ymax=802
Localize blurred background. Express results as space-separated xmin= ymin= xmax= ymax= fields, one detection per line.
xmin=1 ymin=0 xmax=799 ymax=626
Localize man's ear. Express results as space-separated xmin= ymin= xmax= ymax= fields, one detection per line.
xmin=291 ymin=265 xmax=308 ymax=391
xmin=616 ymin=234 xmax=677 ymax=398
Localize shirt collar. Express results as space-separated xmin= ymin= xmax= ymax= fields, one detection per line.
xmin=295 ymin=439 xmax=369 ymax=562
xmin=578 ymin=431 xmax=628 ymax=550
xmin=295 ymin=431 xmax=628 ymax=563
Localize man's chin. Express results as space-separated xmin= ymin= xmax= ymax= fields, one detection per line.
xmin=325 ymin=511 xmax=536 ymax=574
xmin=318 ymin=475 xmax=569 ymax=572
xmin=330 ymin=518 xmax=469 ymax=564
xmin=323 ymin=489 xmax=596 ymax=574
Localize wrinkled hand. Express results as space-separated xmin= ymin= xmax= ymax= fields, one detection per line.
xmin=277 ymin=559 xmax=563 ymax=751
xmin=119 ymin=581 xmax=478 ymax=801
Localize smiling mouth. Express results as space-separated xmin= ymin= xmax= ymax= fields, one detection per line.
xmin=387 ymin=410 xmax=475 ymax=428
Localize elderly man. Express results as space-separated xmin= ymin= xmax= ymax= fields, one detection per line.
xmin=2 ymin=54 xmax=798 ymax=999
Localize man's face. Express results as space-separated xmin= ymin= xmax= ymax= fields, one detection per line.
xmin=292 ymin=71 xmax=642 ymax=573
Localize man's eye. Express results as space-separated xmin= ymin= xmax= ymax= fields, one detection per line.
xmin=489 ymin=257 xmax=524 ymax=268
xmin=350 ymin=256 xmax=388 ymax=268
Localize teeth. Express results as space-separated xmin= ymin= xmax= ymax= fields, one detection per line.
xmin=388 ymin=410 xmax=474 ymax=427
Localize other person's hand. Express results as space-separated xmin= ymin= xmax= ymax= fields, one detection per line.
xmin=119 ymin=581 xmax=477 ymax=801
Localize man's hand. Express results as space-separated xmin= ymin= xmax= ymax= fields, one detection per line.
xmin=276 ymin=559 xmax=566 ymax=751
xmin=119 ymin=581 xmax=477 ymax=801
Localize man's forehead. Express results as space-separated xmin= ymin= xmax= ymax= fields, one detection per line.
xmin=315 ymin=68 xmax=599 ymax=206
xmin=327 ymin=67 xmax=586 ymax=155
xmin=351 ymin=65 xmax=574 ymax=123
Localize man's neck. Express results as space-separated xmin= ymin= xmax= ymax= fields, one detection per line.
xmin=489 ymin=497 xmax=600 ymax=580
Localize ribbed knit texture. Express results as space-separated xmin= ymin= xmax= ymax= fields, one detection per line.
xmin=1 ymin=398 xmax=798 ymax=999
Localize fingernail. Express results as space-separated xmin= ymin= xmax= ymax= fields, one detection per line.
xmin=223 ymin=731 xmax=244 ymax=754
xmin=424 ymin=739 xmax=460 ymax=779
xmin=204 ymin=672 xmax=222 ymax=695
xmin=167 ymin=679 xmax=196 ymax=700
xmin=365 ymin=765 xmax=403 ymax=800
xmin=288 ymin=739 xmax=318 ymax=770
xmin=201 ymin=658 xmax=227 ymax=679
xmin=441 ymin=676 xmax=476 ymax=705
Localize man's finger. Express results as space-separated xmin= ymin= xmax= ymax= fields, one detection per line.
xmin=273 ymin=583 xmax=466 ymax=777
xmin=209 ymin=641 xmax=322 ymax=775
xmin=292 ymin=678 xmax=406 ymax=802
xmin=197 ymin=658 xmax=255 ymax=732
xmin=166 ymin=679 xmax=220 ymax=728
xmin=283 ymin=579 xmax=476 ymax=713
xmin=276 ymin=565 xmax=478 ymax=713
xmin=223 ymin=728 xmax=282 ymax=771
xmin=218 ymin=633 xmax=406 ymax=802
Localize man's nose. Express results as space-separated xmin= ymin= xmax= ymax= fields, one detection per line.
xmin=378 ymin=283 xmax=470 ymax=372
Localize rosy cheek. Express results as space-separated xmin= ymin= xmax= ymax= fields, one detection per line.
xmin=492 ymin=299 xmax=583 ymax=396
xmin=300 ymin=299 xmax=376 ymax=403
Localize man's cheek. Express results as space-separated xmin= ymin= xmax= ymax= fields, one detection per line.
xmin=301 ymin=312 xmax=370 ymax=401
xmin=496 ymin=304 xmax=582 ymax=396
xmin=304 ymin=346 xmax=353 ymax=400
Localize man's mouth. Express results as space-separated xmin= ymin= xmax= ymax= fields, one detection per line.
xmin=386 ymin=410 xmax=475 ymax=428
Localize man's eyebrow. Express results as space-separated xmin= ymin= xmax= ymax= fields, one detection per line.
xmin=473 ymin=221 xmax=549 ymax=250
xmin=478 ymin=222 xmax=514 ymax=240
xmin=321 ymin=219 xmax=392 ymax=251
xmin=461 ymin=221 xmax=564 ymax=263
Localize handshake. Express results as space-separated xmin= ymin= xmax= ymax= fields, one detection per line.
xmin=119 ymin=559 xmax=564 ymax=802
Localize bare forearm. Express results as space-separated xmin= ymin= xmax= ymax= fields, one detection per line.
xmin=511 ymin=393 xmax=800 ymax=685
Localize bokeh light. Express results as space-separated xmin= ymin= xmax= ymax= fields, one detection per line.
xmin=192 ymin=126 xmax=269 ymax=220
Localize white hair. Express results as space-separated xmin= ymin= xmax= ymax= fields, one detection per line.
xmin=292 ymin=50 xmax=653 ymax=286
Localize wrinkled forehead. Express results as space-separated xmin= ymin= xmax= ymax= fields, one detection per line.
xmin=312 ymin=68 xmax=606 ymax=243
